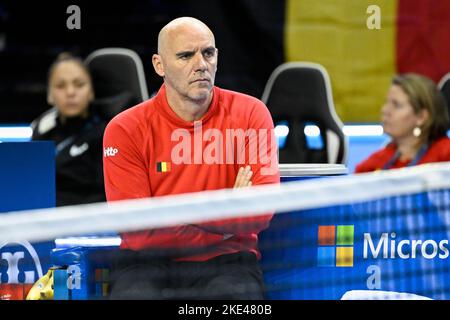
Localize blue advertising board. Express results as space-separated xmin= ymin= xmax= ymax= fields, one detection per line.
xmin=0 ymin=142 xmax=56 ymax=297
xmin=260 ymin=171 xmax=450 ymax=300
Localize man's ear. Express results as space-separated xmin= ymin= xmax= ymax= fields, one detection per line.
xmin=152 ymin=54 xmax=165 ymax=77
xmin=215 ymin=48 xmax=219 ymax=72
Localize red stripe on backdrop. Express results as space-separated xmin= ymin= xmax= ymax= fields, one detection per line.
xmin=397 ymin=0 xmax=450 ymax=82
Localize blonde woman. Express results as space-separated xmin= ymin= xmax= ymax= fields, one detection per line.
xmin=356 ymin=73 xmax=450 ymax=173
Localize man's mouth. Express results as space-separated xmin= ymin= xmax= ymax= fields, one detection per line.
xmin=191 ymin=78 xmax=210 ymax=84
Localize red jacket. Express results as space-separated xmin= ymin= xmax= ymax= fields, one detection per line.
xmin=355 ymin=137 xmax=450 ymax=173
xmin=103 ymin=84 xmax=280 ymax=261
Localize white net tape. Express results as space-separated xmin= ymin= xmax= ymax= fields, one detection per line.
xmin=1 ymin=162 xmax=450 ymax=243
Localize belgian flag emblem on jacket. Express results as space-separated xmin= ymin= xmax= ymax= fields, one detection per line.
xmin=157 ymin=162 xmax=171 ymax=172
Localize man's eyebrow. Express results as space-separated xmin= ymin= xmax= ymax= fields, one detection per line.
xmin=175 ymin=50 xmax=195 ymax=57
xmin=175 ymin=47 xmax=216 ymax=57
xmin=202 ymin=46 xmax=216 ymax=52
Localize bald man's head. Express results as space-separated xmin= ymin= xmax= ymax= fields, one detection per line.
xmin=151 ymin=17 xmax=218 ymax=113
xmin=157 ymin=17 xmax=215 ymax=56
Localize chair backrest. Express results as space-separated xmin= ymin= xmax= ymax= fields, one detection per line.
xmin=438 ymin=72 xmax=450 ymax=117
xmin=262 ymin=62 xmax=348 ymax=164
xmin=85 ymin=48 xmax=149 ymax=120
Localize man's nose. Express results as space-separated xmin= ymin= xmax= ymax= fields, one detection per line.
xmin=193 ymin=53 xmax=208 ymax=72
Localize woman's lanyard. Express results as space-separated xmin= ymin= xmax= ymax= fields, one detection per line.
xmin=382 ymin=144 xmax=429 ymax=170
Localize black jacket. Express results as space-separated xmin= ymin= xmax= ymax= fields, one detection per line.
xmin=31 ymin=108 xmax=107 ymax=207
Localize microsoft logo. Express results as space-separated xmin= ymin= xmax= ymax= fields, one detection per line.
xmin=94 ymin=268 xmax=109 ymax=297
xmin=317 ymin=225 xmax=354 ymax=267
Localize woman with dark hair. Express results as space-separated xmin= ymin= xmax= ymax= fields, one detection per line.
xmin=31 ymin=53 xmax=107 ymax=206
xmin=355 ymin=73 xmax=450 ymax=173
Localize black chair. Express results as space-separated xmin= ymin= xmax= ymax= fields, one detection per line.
xmin=261 ymin=62 xmax=348 ymax=164
xmin=85 ymin=48 xmax=149 ymax=120
xmin=438 ymin=73 xmax=450 ymax=117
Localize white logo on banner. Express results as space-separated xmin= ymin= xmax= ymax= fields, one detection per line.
xmin=364 ymin=233 xmax=450 ymax=260
xmin=0 ymin=241 xmax=44 ymax=284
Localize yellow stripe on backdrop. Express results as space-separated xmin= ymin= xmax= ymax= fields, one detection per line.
xmin=285 ymin=0 xmax=397 ymax=122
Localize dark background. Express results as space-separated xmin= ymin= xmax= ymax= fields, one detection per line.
xmin=0 ymin=0 xmax=285 ymax=123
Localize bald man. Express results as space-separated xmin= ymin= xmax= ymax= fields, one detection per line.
xmin=103 ymin=17 xmax=279 ymax=299
xmin=153 ymin=17 xmax=217 ymax=121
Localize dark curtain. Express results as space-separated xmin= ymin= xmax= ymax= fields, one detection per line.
xmin=0 ymin=0 xmax=285 ymax=123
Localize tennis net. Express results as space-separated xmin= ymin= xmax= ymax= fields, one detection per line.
xmin=1 ymin=162 xmax=450 ymax=300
